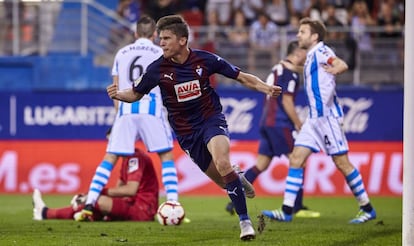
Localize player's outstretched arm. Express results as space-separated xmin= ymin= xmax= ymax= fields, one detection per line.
xmin=236 ymin=71 xmax=282 ymax=98
xmin=107 ymin=83 xmax=144 ymax=103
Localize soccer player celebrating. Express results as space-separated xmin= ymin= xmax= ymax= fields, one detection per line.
xmin=107 ymin=15 xmax=282 ymax=241
xmin=226 ymin=40 xmax=320 ymax=219
xmin=79 ymin=15 xmax=181 ymax=220
xmin=32 ymin=148 xmax=159 ymax=222
xmin=262 ymin=17 xmax=376 ymax=224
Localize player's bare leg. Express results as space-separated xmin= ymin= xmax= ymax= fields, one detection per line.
xmin=207 ymin=135 xmax=255 ymax=240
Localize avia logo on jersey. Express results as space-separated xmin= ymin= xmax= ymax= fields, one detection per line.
xmin=174 ymin=80 xmax=202 ymax=102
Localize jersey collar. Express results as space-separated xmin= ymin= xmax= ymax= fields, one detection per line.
xmin=307 ymin=41 xmax=324 ymax=55
xmin=134 ymin=38 xmax=153 ymax=46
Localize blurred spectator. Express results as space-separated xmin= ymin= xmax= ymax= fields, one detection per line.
xmin=248 ymin=11 xmax=279 ymax=72
xmin=117 ymin=0 xmax=141 ymax=30
xmin=232 ymin=0 xmax=264 ymax=26
xmin=142 ymin=0 xmax=178 ymax=22
xmin=227 ymin=10 xmax=249 ymax=48
xmin=206 ymin=0 xmax=232 ymax=25
xmin=204 ymin=8 xmax=226 ymax=44
xmin=199 ymin=7 xmax=225 ymax=87
xmin=376 ymin=1 xmax=402 ymax=38
xmin=324 ymin=4 xmax=346 ymax=40
xmin=349 ymin=0 xmax=377 ymax=18
xmin=328 ymin=0 xmax=350 ymax=25
xmin=265 ymin=0 xmax=291 ymax=26
xmin=3 ymin=1 xmax=39 ymax=55
xmin=324 ymin=3 xmax=357 ymax=70
xmin=221 ymin=9 xmax=250 ymax=76
xmin=107 ymin=0 xmax=138 ymax=51
xmin=177 ymin=0 xmax=207 ymax=12
xmin=309 ymin=0 xmax=330 ymax=22
xmin=286 ymin=13 xmax=301 ymax=42
xmin=349 ymin=0 xmax=375 ymax=52
xmin=289 ymin=0 xmax=312 ymax=18
xmin=376 ymin=0 xmax=403 ymax=65
xmin=388 ymin=0 xmax=405 ymax=25
xmin=178 ymin=0 xmax=206 ymax=28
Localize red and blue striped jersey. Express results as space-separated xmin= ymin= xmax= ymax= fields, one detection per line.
xmin=134 ymin=49 xmax=240 ymax=136
xmin=261 ymin=61 xmax=300 ymax=129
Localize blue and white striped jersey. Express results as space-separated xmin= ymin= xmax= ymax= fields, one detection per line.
xmin=112 ymin=38 xmax=163 ymax=117
xmin=303 ymin=41 xmax=344 ymax=118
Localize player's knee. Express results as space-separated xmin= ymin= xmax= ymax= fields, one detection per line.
xmin=289 ymin=155 xmax=307 ymax=168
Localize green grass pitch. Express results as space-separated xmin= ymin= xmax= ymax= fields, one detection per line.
xmin=0 ymin=195 xmax=401 ymax=245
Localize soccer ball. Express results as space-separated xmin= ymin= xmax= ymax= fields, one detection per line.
xmin=156 ymin=201 xmax=185 ymax=226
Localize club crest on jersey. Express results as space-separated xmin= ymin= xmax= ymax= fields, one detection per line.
xmin=174 ymin=80 xmax=201 ymax=102
xmin=195 ymin=66 xmax=203 ymax=77
xmin=128 ymin=158 xmax=139 ymax=173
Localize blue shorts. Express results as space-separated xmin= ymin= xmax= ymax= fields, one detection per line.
xmin=176 ymin=118 xmax=229 ymax=172
xmin=258 ymin=126 xmax=294 ymax=157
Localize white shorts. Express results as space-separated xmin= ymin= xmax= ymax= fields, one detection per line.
xmin=294 ymin=116 xmax=349 ymax=155
xmin=107 ymin=114 xmax=173 ymax=155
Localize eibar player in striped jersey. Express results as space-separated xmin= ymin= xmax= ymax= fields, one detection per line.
xmin=107 ymin=15 xmax=282 ymax=241
xmin=78 ymin=15 xmax=184 ymax=221
xmin=262 ymin=17 xmax=376 ymax=224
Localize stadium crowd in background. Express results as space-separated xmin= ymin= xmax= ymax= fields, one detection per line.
xmin=109 ymin=0 xmax=403 ymax=87
xmin=132 ymin=0 xmax=405 ymax=43
xmin=1 ymin=0 xmax=405 ymax=77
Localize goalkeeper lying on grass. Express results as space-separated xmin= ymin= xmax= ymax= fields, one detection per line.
xmin=32 ymin=148 xmax=159 ymax=221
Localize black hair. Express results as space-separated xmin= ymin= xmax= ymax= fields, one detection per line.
xmin=136 ymin=15 xmax=156 ymax=38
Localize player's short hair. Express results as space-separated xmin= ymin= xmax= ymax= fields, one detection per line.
xmin=136 ymin=15 xmax=156 ymax=38
xmin=299 ymin=17 xmax=326 ymax=42
xmin=287 ymin=40 xmax=300 ymax=55
xmin=156 ymin=15 xmax=189 ymax=40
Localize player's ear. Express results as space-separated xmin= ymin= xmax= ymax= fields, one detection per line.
xmin=179 ymin=36 xmax=188 ymax=46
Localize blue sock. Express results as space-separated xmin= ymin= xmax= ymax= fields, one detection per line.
xmin=85 ymin=160 xmax=114 ymax=205
xmin=162 ymin=160 xmax=179 ymax=201
xmin=224 ymin=171 xmax=249 ymax=221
